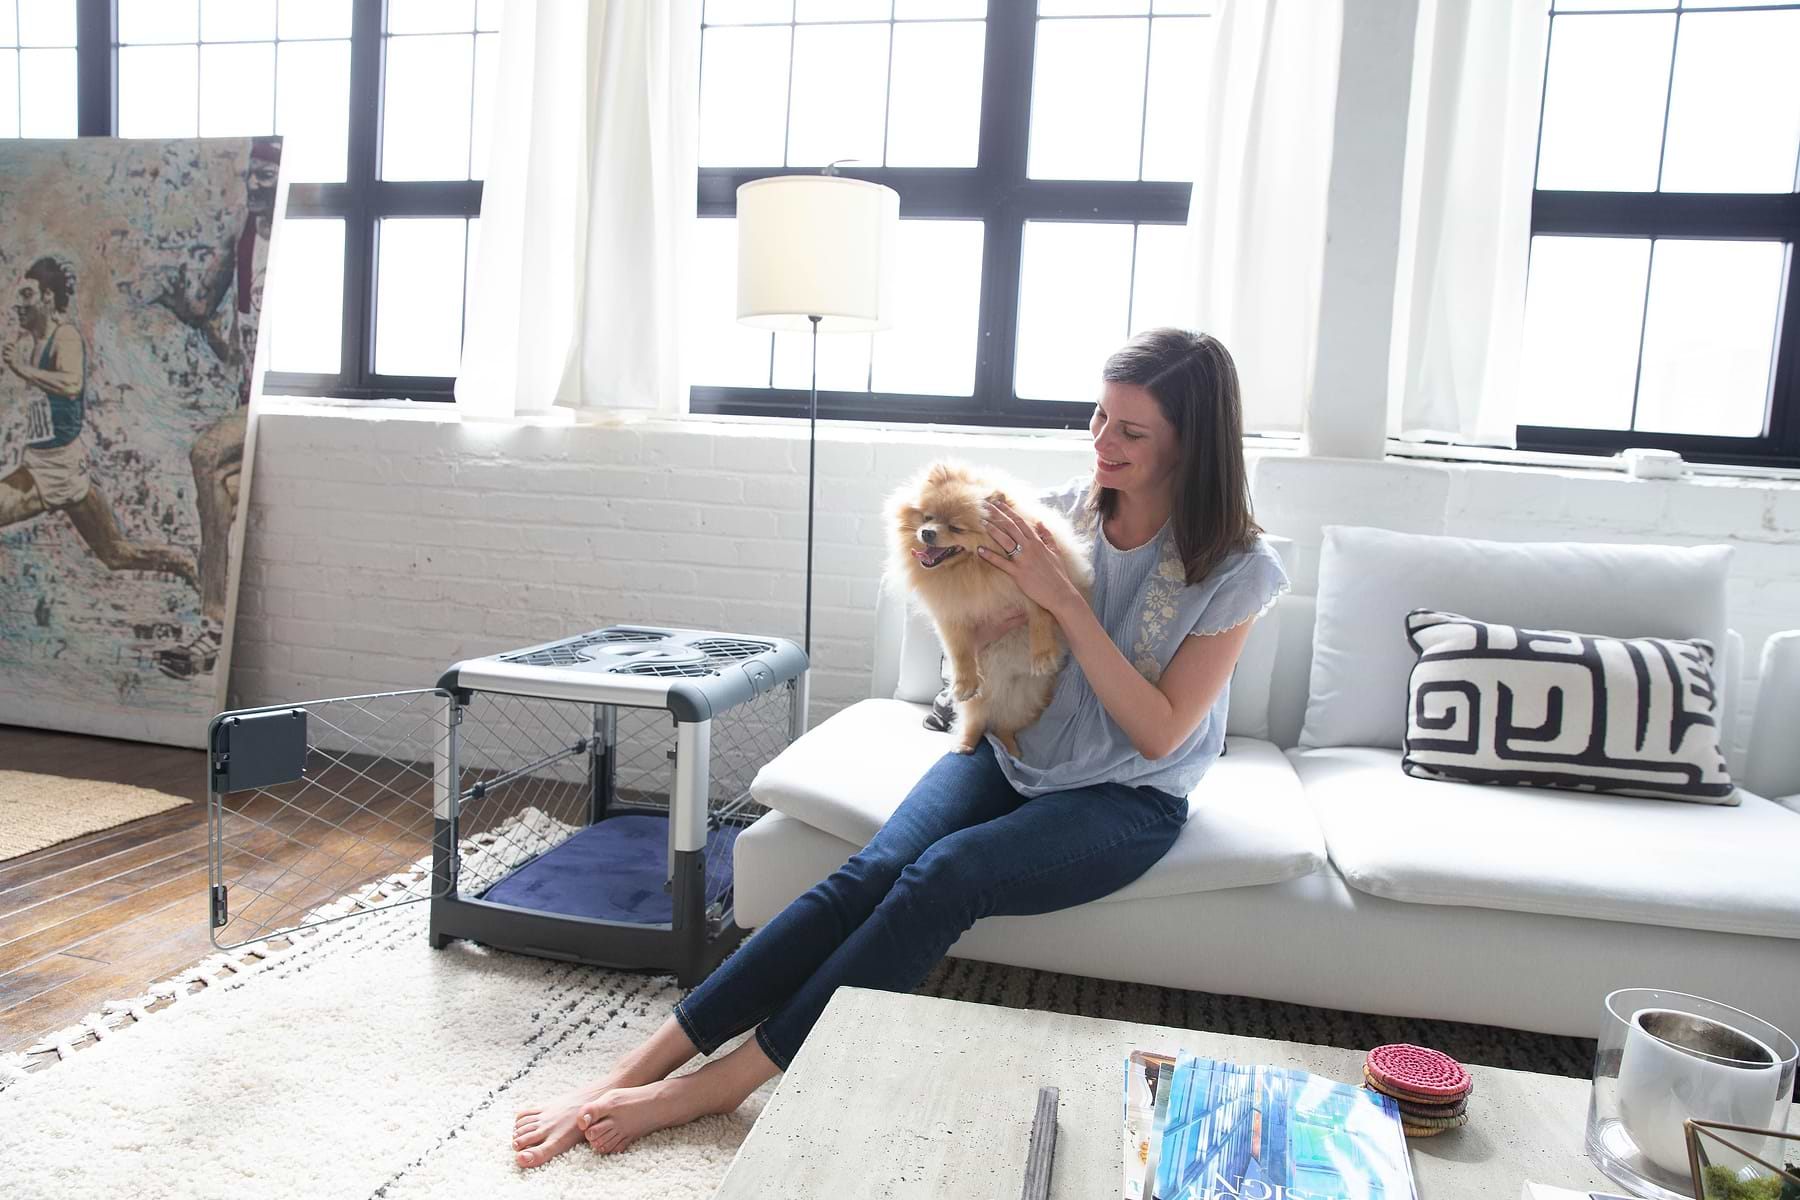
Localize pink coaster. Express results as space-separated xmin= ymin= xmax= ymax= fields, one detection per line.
xmin=1366 ymin=1044 xmax=1472 ymax=1099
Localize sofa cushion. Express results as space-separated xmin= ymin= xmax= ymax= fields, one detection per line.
xmin=751 ymin=698 xmax=1325 ymax=901
xmin=1290 ymin=746 xmax=1800 ymax=939
xmin=1300 ymin=526 xmax=1731 ymax=752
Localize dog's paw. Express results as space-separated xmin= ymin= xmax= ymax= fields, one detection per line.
xmin=950 ymin=737 xmax=980 ymax=755
xmin=1029 ymin=651 xmax=1060 ymax=677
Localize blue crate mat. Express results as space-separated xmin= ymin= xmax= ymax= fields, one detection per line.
xmin=479 ymin=814 xmax=740 ymax=925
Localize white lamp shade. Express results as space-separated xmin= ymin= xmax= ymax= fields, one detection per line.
xmin=736 ymin=175 xmax=900 ymax=333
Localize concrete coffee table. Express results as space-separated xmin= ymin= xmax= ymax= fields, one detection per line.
xmin=712 ymin=986 xmax=1624 ymax=1199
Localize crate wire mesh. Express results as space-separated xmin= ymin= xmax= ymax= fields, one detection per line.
xmin=208 ymin=625 xmax=806 ymax=986
xmin=207 ymin=689 xmax=452 ymax=951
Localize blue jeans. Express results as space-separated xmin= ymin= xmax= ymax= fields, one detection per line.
xmin=673 ymin=740 xmax=1188 ymax=1070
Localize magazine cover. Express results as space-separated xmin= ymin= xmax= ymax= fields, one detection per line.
xmin=1124 ymin=1051 xmax=1177 ymax=1200
xmin=1127 ymin=1054 xmax=1416 ymax=1200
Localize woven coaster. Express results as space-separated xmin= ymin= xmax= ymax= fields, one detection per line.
xmin=1366 ymin=1044 xmax=1472 ymax=1099
xmin=1363 ymin=1065 xmax=1472 ymax=1106
xmin=1399 ymin=1110 xmax=1470 ymax=1131
xmin=1402 ymin=1123 xmax=1450 ymax=1139
xmin=1364 ymin=1084 xmax=1470 ymax=1120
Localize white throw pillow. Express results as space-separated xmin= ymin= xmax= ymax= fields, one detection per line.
xmin=1401 ymin=609 xmax=1736 ymax=804
xmin=1300 ymin=526 xmax=1731 ymax=750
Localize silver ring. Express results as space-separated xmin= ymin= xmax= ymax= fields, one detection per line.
xmin=1005 ymin=542 xmax=1023 ymax=560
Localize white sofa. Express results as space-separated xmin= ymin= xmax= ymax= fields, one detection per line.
xmin=735 ymin=528 xmax=1800 ymax=1040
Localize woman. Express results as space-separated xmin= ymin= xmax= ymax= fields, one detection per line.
xmin=512 ymin=327 xmax=1289 ymax=1167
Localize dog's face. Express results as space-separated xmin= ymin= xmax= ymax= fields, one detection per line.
xmin=888 ymin=461 xmax=999 ymax=582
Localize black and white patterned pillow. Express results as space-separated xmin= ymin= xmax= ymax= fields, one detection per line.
xmin=1401 ymin=609 xmax=1735 ymax=804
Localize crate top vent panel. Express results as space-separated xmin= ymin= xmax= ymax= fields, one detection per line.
xmin=438 ymin=625 xmax=807 ymax=721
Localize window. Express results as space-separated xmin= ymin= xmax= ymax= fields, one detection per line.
xmin=1520 ymin=0 xmax=1800 ymax=467
xmin=28 ymin=0 xmax=495 ymax=400
xmin=688 ymin=0 xmax=1213 ymax=430
xmin=1 ymin=0 xmax=78 ymax=137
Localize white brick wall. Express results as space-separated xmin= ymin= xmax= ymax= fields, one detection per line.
xmin=231 ymin=405 xmax=1800 ymax=753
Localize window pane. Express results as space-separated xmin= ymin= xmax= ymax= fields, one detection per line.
xmin=18 ymin=49 xmax=76 ymax=136
xmin=463 ymin=217 xmax=481 ymax=338
xmin=1142 ymin=16 xmax=1208 ymax=181
xmin=895 ymin=0 xmax=986 ymax=16
xmin=1517 ymin=236 xmax=1649 ymax=431
xmin=885 ymin=21 xmax=983 ymax=167
xmin=119 ymin=0 xmax=198 ymax=44
xmin=278 ymin=0 xmax=350 ymax=40
xmin=871 ymin=220 xmax=984 ymax=396
xmin=1015 ymin=221 xmax=1135 ymax=401
xmin=1554 ymin=0 xmax=1671 ymax=8
xmin=1660 ymin=10 xmax=1800 ymax=194
xmin=1130 ymin=223 xmax=1192 ymax=334
xmin=199 ymin=42 xmax=274 ymax=136
xmin=1039 ymin=0 xmax=1147 ymax=14
xmin=0 ymin=51 xmax=17 ymax=137
xmin=266 ymin=218 xmax=344 ymax=374
xmin=706 ymin=0 xmax=793 ymax=21
xmin=118 ymin=45 xmax=199 ymax=137
xmin=685 ymin=217 xmax=773 ymax=387
xmin=388 ymin=0 xmax=474 ymax=34
xmin=475 ymin=0 xmax=501 ymax=31
xmin=773 ymin=328 xmax=872 ymax=391
xmin=18 ymin=0 xmax=75 ymax=44
xmin=1635 ymin=240 xmax=1782 ymax=438
xmin=382 ymin=34 xmax=474 ymax=181
xmin=797 ymin=0 xmax=889 ymax=17
xmin=699 ymin=25 xmax=791 ymax=167
xmin=276 ymin=39 xmax=350 ymax=182
xmin=787 ymin=23 xmax=890 ymax=168
xmin=0 ymin=0 xmax=11 ymax=43
xmin=202 ymin=0 xmax=275 ymax=42
xmin=376 ymin=218 xmax=470 ymax=376
xmin=1153 ymin=0 xmax=1210 ymax=11
xmin=1029 ymin=17 xmax=1148 ymax=181
xmin=1535 ymin=13 xmax=1674 ymax=191
xmin=471 ymin=31 xmax=499 ymax=180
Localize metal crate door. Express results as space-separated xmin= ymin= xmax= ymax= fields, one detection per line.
xmin=207 ymin=689 xmax=458 ymax=950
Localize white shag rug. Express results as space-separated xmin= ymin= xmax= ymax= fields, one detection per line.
xmin=0 ymin=834 xmax=774 ymax=1199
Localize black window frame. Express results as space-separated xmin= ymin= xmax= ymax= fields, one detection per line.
xmin=70 ymin=0 xmax=476 ymax=403
xmin=691 ymin=2 xmax=1193 ymax=433
xmin=1518 ymin=3 xmax=1800 ymax=469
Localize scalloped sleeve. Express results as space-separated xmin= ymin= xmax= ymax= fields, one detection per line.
xmin=1187 ymin=538 xmax=1291 ymax=639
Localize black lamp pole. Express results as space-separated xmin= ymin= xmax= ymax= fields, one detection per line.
xmin=805 ymin=313 xmax=820 ymax=660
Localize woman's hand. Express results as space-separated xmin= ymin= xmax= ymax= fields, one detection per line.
xmin=973 ymin=607 xmax=1028 ymax=651
xmin=977 ymin=497 xmax=1083 ymax=619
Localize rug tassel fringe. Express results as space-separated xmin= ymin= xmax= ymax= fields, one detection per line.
xmin=2 ymin=818 xmax=548 ymax=1088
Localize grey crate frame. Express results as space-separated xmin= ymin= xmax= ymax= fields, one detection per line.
xmin=207 ymin=628 xmax=808 ymax=988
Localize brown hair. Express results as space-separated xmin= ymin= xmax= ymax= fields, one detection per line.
xmin=1085 ymin=327 xmax=1262 ymax=586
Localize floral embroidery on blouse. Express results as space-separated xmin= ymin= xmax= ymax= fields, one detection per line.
xmin=1131 ymin=539 xmax=1188 ymax=681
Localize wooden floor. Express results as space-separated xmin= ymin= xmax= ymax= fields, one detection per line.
xmin=0 ymin=723 xmax=434 ymax=1059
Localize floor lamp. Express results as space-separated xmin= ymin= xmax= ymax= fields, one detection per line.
xmin=735 ymin=172 xmax=899 ymax=670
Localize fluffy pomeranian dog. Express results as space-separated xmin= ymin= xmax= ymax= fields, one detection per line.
xmin=885 ymin=461 xmax=1094 ymax=757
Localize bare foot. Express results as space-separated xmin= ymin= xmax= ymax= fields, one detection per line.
xmin=514 ymin=1070 xmax=651 ymax=1169
xmin=579 ymin=1075 xmax=734 ymax=1155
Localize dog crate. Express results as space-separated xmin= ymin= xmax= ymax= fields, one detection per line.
xmin=206 ymin=625 xmax=807 ymax=986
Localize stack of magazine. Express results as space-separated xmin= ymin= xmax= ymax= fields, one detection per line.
xmin=1123 ymin=1050 xmax=1418 ymax=1200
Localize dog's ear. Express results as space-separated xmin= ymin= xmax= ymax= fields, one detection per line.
xmin=926 ymin=461 xmax=957 ymax=486
xmin=984 ymin=489 xmax=1008 ymax=505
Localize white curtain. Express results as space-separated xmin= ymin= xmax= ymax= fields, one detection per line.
xmin=1387 ymin=0 xmax=1548 ymax=446
xmin=456 ymin=0 xmax=700 ymax=420
xmin=1185 ymin=0 xmax=1343 ymax=436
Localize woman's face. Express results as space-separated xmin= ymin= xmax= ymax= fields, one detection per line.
xmin=1089 ymin=381 xmax=1179 ymax=503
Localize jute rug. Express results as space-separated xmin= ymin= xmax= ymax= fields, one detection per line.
xmin=0 ymin=770 xmax=190 ymax=862
xmin=0 ymin=852 xmax=1595 ymax=1199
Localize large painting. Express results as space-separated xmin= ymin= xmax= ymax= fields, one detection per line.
xmin=0 ymin=137 xmax=281 ymax=748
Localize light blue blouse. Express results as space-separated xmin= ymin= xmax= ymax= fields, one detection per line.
xmin=993 ymin=474 xmax=1291 ymax=799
